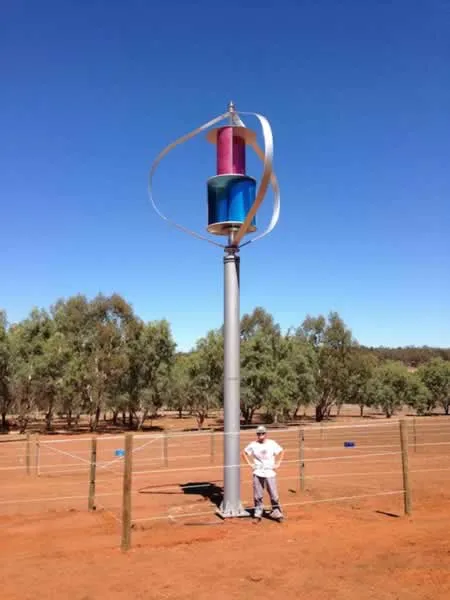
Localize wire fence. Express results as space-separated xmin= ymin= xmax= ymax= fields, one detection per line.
xmin=1 ymin=416 xmax=449 ymax=550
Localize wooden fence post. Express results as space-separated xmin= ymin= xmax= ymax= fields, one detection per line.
xmin=210 ymin=429 xmax=215 ymax=464
xmin=26 ymin=433 xmax=31 ymax=475
xmin=35 ymin=434 xmax=40 ymax=476
xmin=88 ymin=436 xmax=97 ymax=511
xmin=399 ymin=419 xmax=412 ymax=516
xmin=121 ymin=432 xmax=133 ymax=552
xmin=298 ymin=428 xmax=305 ymax=492
xmin=163 ymin=431 xmax=169 ymax=467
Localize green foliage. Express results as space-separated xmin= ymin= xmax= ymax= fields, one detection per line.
xmin=418 ymin=358 xmax=450 ymax=415
xmin=367 ymin=361 xmax=430 ymax=418
xmin=0 ymin=311 xmax=12 ymax=431
xmin=0 ymin=296 xmax=448 ymax=432
xmin=51 ymin=294 xmax=134 ymax=431
xmin=167 ymin=354 xmax=192 ymax=418
xmin=296 ymin=312 xmax=356 ymax=421
xmin=343 ymin=350 xmax=379 ymax=417
xmin=122 ymin=319 xmax=176 ymax=429
xmin=240 ymin=308 xmax=280 ymax=424
xmin=186 ymin=330 xmax=223 ymax=429
xmin=361 ymin=346 xmax=450 ymax=367
xmin=2 ymin=295 xmax=176 ymax=432
xmin=407 ymin=373 xmax=432 ymax=416
xmin=8 ymin=309 xmax=57 ymax=432
xmin=265 ymin=334 xmax=316 ymax=422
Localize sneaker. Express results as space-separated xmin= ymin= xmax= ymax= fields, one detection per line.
xmin=269 ymin=509 xmax=283 ymax=521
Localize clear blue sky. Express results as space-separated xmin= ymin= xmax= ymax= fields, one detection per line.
xmin=1 ymin=0 xmax=449 ymax=350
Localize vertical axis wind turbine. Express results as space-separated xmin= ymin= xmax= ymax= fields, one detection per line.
xmin=148 ymin=102 xmax=280 ymax=517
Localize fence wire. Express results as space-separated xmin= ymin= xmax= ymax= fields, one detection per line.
xmin=0 ymin=416 xmax=449 ymax=539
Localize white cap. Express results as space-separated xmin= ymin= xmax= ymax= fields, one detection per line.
xmin=256 ymin=426 xmax=267 ymax=434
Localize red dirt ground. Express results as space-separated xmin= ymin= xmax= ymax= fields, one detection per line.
xmin=1 ymin=416 xmax=449 ymax=599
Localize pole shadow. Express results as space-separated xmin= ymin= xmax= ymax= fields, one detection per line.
xmin=375 ymin=510 xmax=401 ymax=518
xmin=179 ymin=482 xmax=224 ymax=509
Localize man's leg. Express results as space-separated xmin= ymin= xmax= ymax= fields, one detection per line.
xmin=266 ymin=476 xmax=283 ymax=520
xmin=253 ymin=475 xmax=265 ymax=519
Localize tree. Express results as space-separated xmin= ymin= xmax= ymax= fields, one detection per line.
xmin=419 ymin=358 xmax=450 ymax=415
xmin=52 ymin=294 xmax=134 ymax=431
xmin=36 ymin=330 xmax=70 ymax=431
xmin=240 ymin=308 xmax=281 ymax=424
xmin=367 ymin=361 xmax=429 ymax=418
xmin=264 ymin=334 xmax=316 ymax=422
xmin=123 ymin=319 xmax=176 ymax=429
xmin=297 ymin=312 xmax=355 ymax=421
xmin=167 ymin=354 xmax=191 ymax=418
xmin=407 ymin=372 xmax=431 ymax=416
xmin=241 ymin=307 xmax=280 ymax=341
xmin=241 ymin=330 xmax=278 ymax=424
xmin=8 ymin=309 xmax=55 ymax=432
xmin=83 ymin=294 xmax=134 ymax=431
xmin=0 ymin=311 xmax=12 ymax=431
xmin=343 ymin=350 xmax=378 ymax=417
xmin=2 ymin=293 xmax=449 ymax=434
xmin=51 ymin=295 xmax=91 ymax=429
xmin=187 ymin=330 xmax=223 ymax=429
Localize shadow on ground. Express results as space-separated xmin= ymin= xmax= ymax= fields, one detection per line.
xmin=137 ymin=481 xmax=224 ymax=509
xmin=180 ymin=482 xmax=224 ymax=509
xmin=375 ymin=510 xmax=401 ymax=518
xmin=138 ymin=481 xmax=280 ymax=520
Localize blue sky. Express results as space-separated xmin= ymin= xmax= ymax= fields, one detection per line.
xmin=1 ymin=0 xmax=449 ymax=350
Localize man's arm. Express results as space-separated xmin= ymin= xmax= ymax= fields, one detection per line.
xmin=274 ymin=449 xmax=285 ymax=469
xmin=242 ymin=449 xmax=253 ymax=467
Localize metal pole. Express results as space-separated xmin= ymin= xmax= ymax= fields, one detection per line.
xmin=219 ymin=246 xmax=248 ymax=517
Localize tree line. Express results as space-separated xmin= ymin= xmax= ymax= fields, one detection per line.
xmin=0 ymin=295 xmax=449 ymax=433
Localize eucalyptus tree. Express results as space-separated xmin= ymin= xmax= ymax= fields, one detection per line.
xmin=367 ymin=361 xmax=429 ymax=418
xmin=240 ymin=308 xmax=281 ymax=424
xmin=186 ymin=330 xmax=223 ymax=429
xmin=297 ymin=312 xmax=355 ymax=421
xmin=418 ymin=358 xmax=450 ymax=415
xmin=0 ymin=311 xmax=12 ymax=431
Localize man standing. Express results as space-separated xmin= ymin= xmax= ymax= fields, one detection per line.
xmin=243 ymin=425 xmax=284 ymax=522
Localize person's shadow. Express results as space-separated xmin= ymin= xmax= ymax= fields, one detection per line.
xmin=179 ymin=481 xmax=223 ymax=509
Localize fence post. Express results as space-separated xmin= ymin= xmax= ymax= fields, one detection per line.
xmin=399 ymin=419 xmax=412 ymax=516
xmin=210 ymin=429 xmax=215 ymax=464
xmin=163 ymin=431 xmax=169 ymax=467
xmin=25 ymin=433 xmax=31 ymax=475
xmin=299 ymin=428 xmax=305 ymax=492
xmin=121 ymin=432 xmax=133 ymax=552
xmin=88 ymin=436 xmax=97 ymax=511
xmin=35 ymin=434 xmax=40 ymax=476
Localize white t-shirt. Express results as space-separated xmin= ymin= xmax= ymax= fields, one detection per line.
xmin=244 ymin=439 xmax=283 ymax=478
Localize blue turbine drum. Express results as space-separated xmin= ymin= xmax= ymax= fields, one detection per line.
xmin=207 ymin=174 xmax=257 ymax=236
